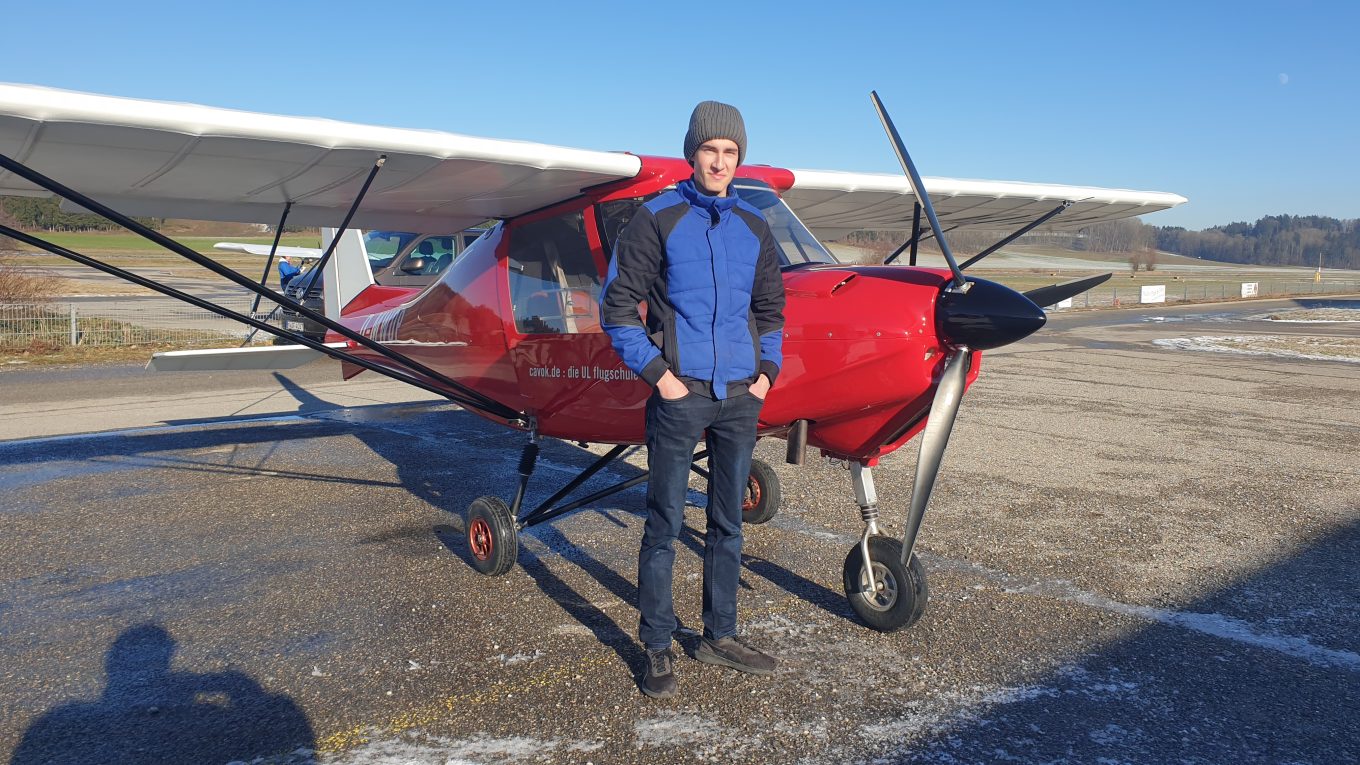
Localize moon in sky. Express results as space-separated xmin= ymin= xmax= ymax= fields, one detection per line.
xmin=1278 ymin=73 xmax=1290 ymax=85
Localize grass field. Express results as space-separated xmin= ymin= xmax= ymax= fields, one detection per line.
xmin=5 ymin=232 xmax=320 ymax=270
xmin=1 ymin=231 xmax=325 ymax=288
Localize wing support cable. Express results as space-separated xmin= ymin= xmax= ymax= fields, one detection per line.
xmin=513 ymin=446 xmax=711 ymax=531
xmin=242 ymin=200 xmax=293 ymax=346
xmin=909 ymin=201 xmax=922 ymax=266
xmin=0 ymin=224 xmax=521 ymax=417
xmin=883 ymin=202 xmax=925 ymax=266
xmin=958 ymin=201 xmax=1073 ymax=270
xmin=882 ymin=214 xmax=960 ymax=265
xmin=0 ymin=151 xmax=521 ymax=422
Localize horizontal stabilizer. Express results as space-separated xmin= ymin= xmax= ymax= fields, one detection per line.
xmin=147 ymin=343 xmax=346 ymax=372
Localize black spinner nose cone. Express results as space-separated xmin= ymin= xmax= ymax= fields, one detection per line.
xmin=936 ymin=278 xmax=1047 ymax=350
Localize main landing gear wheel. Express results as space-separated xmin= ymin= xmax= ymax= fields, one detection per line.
xmin=741 ymin=458 xmax=781 ymax=525
xmin=466 ymin=496 xmax=517 ymax=577
xmin=842 ymin=536 xmax=929 ymax=632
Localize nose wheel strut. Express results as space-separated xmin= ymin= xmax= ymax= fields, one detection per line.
xmin=841 ymin=463 xmax=930 ymax=631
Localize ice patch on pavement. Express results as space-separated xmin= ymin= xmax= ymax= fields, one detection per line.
xmin=1152 ymin=335 xmax=1360 ymax=363
xmin=996 ymin=573 xmax=1360 ymax=670
xmin=635 ymin=711 xmax=729 ymax=746
xmin=1254 ymin=304 xmax=1360 ymax=323
xmin=746 ymin=612 xmax=822 ymax=639
xmin=492 ymin=649 xmax=545 ymax=666
xmin=318 ymin=733 xmax=601 ymax=764
xmin=851 ymin=673 xmax=1141 ymax=760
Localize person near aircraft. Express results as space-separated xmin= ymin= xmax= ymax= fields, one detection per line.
xmin=277 ymin=255 xmax=300 ymax=289
xmin=601 ymin=101 xmax=787 ymax=698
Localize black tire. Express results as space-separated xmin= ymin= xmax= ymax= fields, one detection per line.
xmin=466 ymin=496 xmax=517 ymax=576
xmin=741 ymin=458 xmax=781 ymax=525
xmin=842 ymin=536 xmax=929 ymax=632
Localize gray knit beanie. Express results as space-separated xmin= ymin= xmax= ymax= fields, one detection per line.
xmin=683 ymin=101 xmax=747 ymax=165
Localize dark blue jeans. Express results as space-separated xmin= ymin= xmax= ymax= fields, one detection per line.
xmin=638 ymin=389 xmax=762 ymax=651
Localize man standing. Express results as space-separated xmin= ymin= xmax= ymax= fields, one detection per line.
xmin=601 ymin=101 xmax=786 ymax=698
xmin=277 ymin=255 xmax=300 ymax=290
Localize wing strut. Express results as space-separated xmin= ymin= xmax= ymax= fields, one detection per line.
xmin=246 ymin=201 xmax=293 ymax=324
xmin=0 ymin=151 xmax=521 ymax=422
xmin=958 ymin=201 xmax=1073 ymax=270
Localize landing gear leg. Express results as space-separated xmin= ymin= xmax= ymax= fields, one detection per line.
xmin=465 ymin=438 xmax=538 ymax=577
xmin=841 ymin=463 xmax=929 ymax=631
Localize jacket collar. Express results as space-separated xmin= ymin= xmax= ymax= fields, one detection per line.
xmin=678 ymin=177 xmax=738 ymax=215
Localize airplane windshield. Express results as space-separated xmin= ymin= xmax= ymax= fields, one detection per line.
xmin=363 ymin=230 xmax=418 ymax=272
xmin=731 ymin=180 xmax=837 ymax=265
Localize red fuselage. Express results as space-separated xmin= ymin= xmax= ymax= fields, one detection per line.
xmin=331 ymin=157 xmax=979 ymax=464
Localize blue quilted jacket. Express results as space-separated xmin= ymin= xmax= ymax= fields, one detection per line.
xmin=600 ymin=178 xmax=785 ymax=400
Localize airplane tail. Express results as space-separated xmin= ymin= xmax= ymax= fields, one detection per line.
xmin=320 ymin=227 xmax=374 ymax=319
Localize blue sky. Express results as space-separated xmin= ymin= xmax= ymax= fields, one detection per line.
xmin=2 ymin=0 xmax=1354 ymax=230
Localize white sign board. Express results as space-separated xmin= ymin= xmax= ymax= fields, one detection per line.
xmin=1141 ymin=285 xmax=1166 ymax=304
xmin=1242 ymin=282 xmax=1259 ymax=297
xmin=1056 ymin=297 xmax=1073 ymax=309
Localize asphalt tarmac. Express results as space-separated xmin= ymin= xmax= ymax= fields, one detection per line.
xmin=1 ymin=298 xmax=1357 ymax=764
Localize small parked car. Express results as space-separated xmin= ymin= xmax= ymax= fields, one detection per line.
xmin=280 ymin=228 xmax=486 ymax=341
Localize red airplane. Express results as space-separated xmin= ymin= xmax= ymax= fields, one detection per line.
xmin=0 ymin=84 xmax=1185 ymax=631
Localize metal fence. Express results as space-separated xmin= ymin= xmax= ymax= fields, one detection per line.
xmin=1052 ymin=279 xmax=1360 ymax=310
xmin=0 ymin=297 xmax=280 ymax=349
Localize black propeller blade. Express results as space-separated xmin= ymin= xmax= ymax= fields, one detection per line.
xmin=871 ymin=91 xmax=969 ymax=293
xmin=869 ymin=92 xmax=1064 ymax=577
xmin=1024 ymin=273 xmax=1113 ymax=308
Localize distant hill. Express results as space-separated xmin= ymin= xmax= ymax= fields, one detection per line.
xmin=1155 ymin=215 xmax=1358 ymax=270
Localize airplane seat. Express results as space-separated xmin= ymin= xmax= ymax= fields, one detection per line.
xmin=564 ymin=288 xmax=601 ymax=333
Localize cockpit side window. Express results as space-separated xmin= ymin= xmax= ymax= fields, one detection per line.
xmin=508 ymin=210 xmax=602 ymax=334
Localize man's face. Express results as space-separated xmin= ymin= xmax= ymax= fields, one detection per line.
xmin=691 ymin=138 xmax=740 ymax=196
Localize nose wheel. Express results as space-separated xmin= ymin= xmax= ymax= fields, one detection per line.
xmin=842 ymin=535 xmax=928 ymax=632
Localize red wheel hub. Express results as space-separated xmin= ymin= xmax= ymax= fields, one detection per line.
xmin=469 ymin=518 xmax=493 ymax=560
xmin=742 ymin=476 xmax=761 ymax=511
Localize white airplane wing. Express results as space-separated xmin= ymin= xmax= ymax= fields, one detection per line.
xmin=0 ymin=83 xmax=642 ymax=233
xmin=213 ymin=242 xmax=324 ymax=259
xmin=784 ymin=169 xmax=1187 ymax=240
xmin=0 ymin=83 xmax=1185 ymax=240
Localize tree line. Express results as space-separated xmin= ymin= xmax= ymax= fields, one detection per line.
xmin=1155 ymin=215 xmax=1358 ymax=269
xmin=0 ymin=195 xmax=160 ymax=232
xmin=839 ymin=213 xmax=1358 ymax=270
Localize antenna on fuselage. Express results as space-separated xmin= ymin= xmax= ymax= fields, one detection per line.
xmin=869 ymin=90 xmax=970 ymax=294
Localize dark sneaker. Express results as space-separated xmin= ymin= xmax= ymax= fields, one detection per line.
xmin=694 ymin=636 xmax=778 ymax=675
xmin=640 ymin=648 xmax=677 ymax=698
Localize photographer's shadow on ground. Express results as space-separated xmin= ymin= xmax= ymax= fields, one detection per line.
xmin=12 ymin=623 xmax=314 ymax=765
